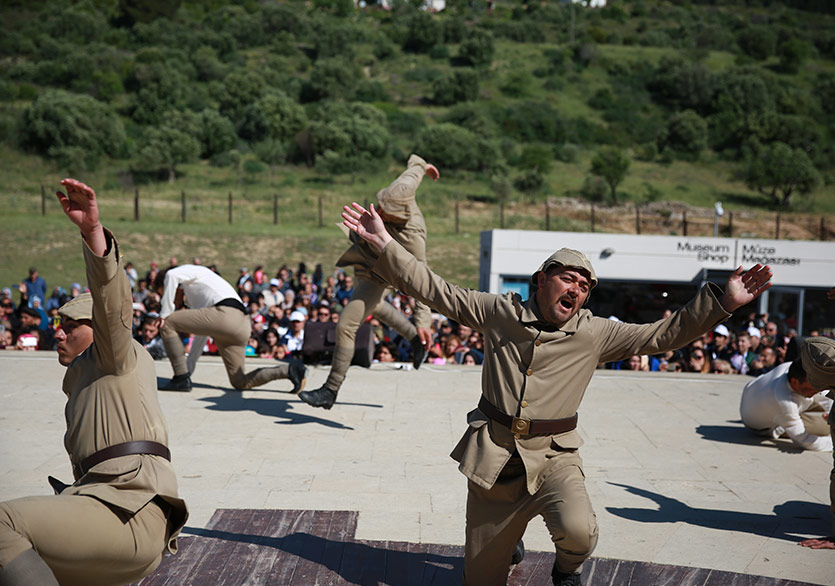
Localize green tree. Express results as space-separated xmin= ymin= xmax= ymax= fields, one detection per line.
xmin=743 ymin=141 xmax=821 ymax=208
xmin=590 ymin=147 xmax=630 ymax=204
xmin=240 ymin=91 xmax=308 ymax=143
xmin=664 ymin=109 xmax=708 ymax=158
xmin=777 ymin=38 xmax=812 ymax=74
xmin=432 ymin=69 xmax=479 ymax=106
xmin=414 ymin=123 xmax=497 ymax=171
xmin=737 ymin=26 xmax=777 ymax=60
xmin=458 ymin=28 xmax=494 ymax=67
xmin=137 ymin=126 xmax=200 ymax=182
xmin=20 ymin=89 xmax=126 ymax=170
xmin=216 ymin=71 xmax=267 ymax=125
xmin=303 ymin=58 xmax=361 ymax=102
xmin=403 ymin=12 xmax=441 ymax=53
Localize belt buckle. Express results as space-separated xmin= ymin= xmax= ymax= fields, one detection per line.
xmin=511 ymin=416 xmax=531 ymax=438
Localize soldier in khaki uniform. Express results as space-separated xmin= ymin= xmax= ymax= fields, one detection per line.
xmin=0 ymin=179 xmax=188 ymax=585
xmin=342 ymin=201 xmax=773 ymax=585
xmin=798 ymin=336 xmax=835 ymax=551
xmin=299 ymin=154 xmax=439 ymax=410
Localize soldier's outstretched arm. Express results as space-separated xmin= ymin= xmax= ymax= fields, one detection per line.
xmin=56 ymin=179 xmax=136 ymax=374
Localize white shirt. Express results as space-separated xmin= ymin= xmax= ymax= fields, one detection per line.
xmin=160 ymin=265 xmax=241 ymax=319
xmin=281 ymin=330 xmax=304 ymax=353
xmin=740 ymin=362 xmax=833 ymax=451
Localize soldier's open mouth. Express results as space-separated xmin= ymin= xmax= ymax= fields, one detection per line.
xmin=559 ymin=297 xmax=574 ymax=310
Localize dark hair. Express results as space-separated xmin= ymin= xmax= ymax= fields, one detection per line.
xmin=787 ymin=359 xmax=806 ymax=384
xmin=152 ymin=268 xmax=170 ymax=291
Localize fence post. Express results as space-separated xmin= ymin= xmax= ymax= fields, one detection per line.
xmin=273 ymin=193 xmax=278 ymax=225
xmin=134 ymin=188 xmax=140 ymax=222
xmin=682 ymin=210 xmax=687 ymax=236
xmin=181 ymin=190 xmax=186 ymax=223
xmin=775 ymin=212 xmax=780 ymax=239
xmin=228 ymin=192 xmax=232 ymax=224
xmin=41 ymin=184 xmax=46 ymax=216
xmin=728 ymin=211 xmax=733 ymax=238
xmin=590 ymin=203 xmax=595 ymax=233
xmin=455 ymin=198 xmax=459 ymax=234
xmin=318 ymin=195 xmax=323 ymax=228
xmin=545 ymin=202 xmax=550 ymax=231
xmin=821 ymin=216 xmax=826 ymax=241
xmin=500 ymin=200 xmax=505 ymax=229
xmin=635 ymin=203 xmax=641 ymax=235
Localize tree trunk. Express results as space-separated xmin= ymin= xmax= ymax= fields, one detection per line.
xmin=168 ymin=166 xmax=176 ymax=183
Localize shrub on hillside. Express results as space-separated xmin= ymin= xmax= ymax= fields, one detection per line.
xmin=737 ymin=26 xmax=777 ymax=60
xmin=663 ymin=109 xmax=708 ymax=159
xmin=21 ymin=89 xmax=126 ymax=170
xmin=414 ymin=123 xmax=497 ymax=171
xmin=494 ymin=101 xmax=563 ymax=143
xmin=441 ymin=103 xmax=496 ymax=138
xmin=743 ymin=141 xmax=821 ymax=208
xmin=302 ymin=58 xmax=361 ymax=102
xmin=777 ymin=38 xmax=813 ymax=73
xmin=432 ymin=69 xmax=479 ymax=106
xmin=402 ymin=11 xmax=441 ymax=53
xmin=239 ymin=91 xmax=308 ymax=144
xmin=458 ymin=28 xmax=495 ymax=68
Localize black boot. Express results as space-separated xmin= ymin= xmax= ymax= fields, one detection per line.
xmin=0 ymin=549 xmax=60 ymax=586
xmin=551 ymin=562 xmax=582 ymax=586
xmin=161 ymin=373 xmax=192 ymax=391
xmin=299 ymin=385 xmax=338 ymax=409
xmin=288 ymin=361 xmax=308 ymax=394
xmin=511 ymin=539 xmax=525 ymax=565
xmin=411 ymin=335 xmax=427 ymax=370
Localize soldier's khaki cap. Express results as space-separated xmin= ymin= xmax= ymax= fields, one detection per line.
xmin=58 ymin=292 xmax=93 ymax=322
xmin=531 ymin=248 xmax=598 ymax=291
xmin=800 ymin=337 xmax=835 ymax=391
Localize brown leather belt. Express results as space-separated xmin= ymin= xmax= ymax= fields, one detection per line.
xmin=76 ymin=441 xmax=171 ymax=477
xmin=478 ymin=396 xmax=578 ymax=437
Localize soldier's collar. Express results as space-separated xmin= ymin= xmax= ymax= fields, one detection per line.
xmin=520 ymin=297 xmax=580 ymax=333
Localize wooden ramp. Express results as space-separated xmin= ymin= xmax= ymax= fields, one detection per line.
xmin=133 ymin=509 xmax=816 ymax=586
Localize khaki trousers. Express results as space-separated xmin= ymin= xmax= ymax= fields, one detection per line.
xmin=463 ymin=454 xmax=598 ymax=586
xmin=326 ymin=278 xmax=417 ymax=391
xmin=0 ymin=494 xmax=168 ymax=586
xmin=161 ymin=306 xmax=290 ymax=390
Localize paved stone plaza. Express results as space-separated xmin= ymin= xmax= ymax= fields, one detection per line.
xmin=0 ymin=352 xmax=831 ymax=585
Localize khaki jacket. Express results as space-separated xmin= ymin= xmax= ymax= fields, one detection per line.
xmin=336 ymin=155 xmax=431 ymax=329
xmin=374 ymin=240 xmax=731 ymax=495
xmin=61 ymin=231 xmax=188 ymax=552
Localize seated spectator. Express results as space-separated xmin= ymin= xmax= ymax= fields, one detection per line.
xmin=0 ymin=327 xmax=13 ymax=349
xmin=16 ymin=329 xmax=39 ymax=351
xmin=260 ymin=329 xmax=281 ymax=359
xmin=281 ymin=311 xmax=306 ymax=356
xmin=626 ymin=355 xmax=649 ymax=371
xmin=316 ymin=303 xmax=332 ymax=323
xmin=44 ymin=287 xmax=68 ymax=312
xmin=729 ymin=331 xmax=756 ymax=374
xmin=711 ymin=359 xmax=733 ymax=374
xmin=135 ymin=315 xmax=166 ymax=360
xmin=462 ymin=350 xmax=483 ymax=365
xmin=262 ymin=278 xmax=283 ymax=308
xmin=740 ymin=358 xmax=832 ymax=451
xmin=749 ymin=346 xmax=779 ymax=377
xmin=686 ymin=346 xmax=710 ymax=373
xmin=374 ymin=342 xmax=397 ymax=363
xmin=336 ymin=275 xmax=354 ymax=305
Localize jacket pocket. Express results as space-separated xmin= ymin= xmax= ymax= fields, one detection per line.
xmin=550 ymin=430 xmax=584 ymax=450
xmin=85 ymin=454 xmax=142 ymax=481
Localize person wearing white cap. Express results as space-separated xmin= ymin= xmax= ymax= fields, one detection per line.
xmin=281 ymin=310 xmax=306 ymax=355
xmin=261 ymin=278 xmax=283 ymax=308
xmin=0 ymin=178 xmax=188 ymax=585
xmin=342 ymin=200 xmax=773 ymax=586
xmin=707 ymin=323 xmax=732 ymax=361
xmin=152 ymin=265 xmax=306 ymax=393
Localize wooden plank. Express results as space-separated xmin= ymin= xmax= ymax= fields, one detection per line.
xmin=181 ymin=509 xmax=256 ymax=586
xmin=265 ymin=509 xmax=313 ymax=584
xmin=508 ymin=551 xmax=547 ymax=586
xmin=313 ymin=510 xmax=357 ymax=586
xmin=239 ymin=509 xmax=295 ymax=585
xmin=383 ymin=540 xmax=413 ymax=586
xmin=425 ymin=543 xmax=461 ymax=586
xmin=212 ymin=509 xmax=273 ymax=585
xmin=405 ymin=540 xmax=429 ymax=586
xmin=289 ymin=509 xmax=334 ymax=584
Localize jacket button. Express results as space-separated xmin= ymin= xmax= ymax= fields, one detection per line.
xmin=535 ymin=339 xmax=542 ymax=346
xmin=526 ymin=368 xmax=533 ymax=376
xmin=521 ymin=400 xmax=528 ymax=408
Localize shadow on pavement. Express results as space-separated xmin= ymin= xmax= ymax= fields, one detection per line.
xmin=606 ymin=483 xmax=830 ymax=541
xmin=199 ymin=392 xmax=358 ymax=430
xmin=696 ymin=423 xmax=804 ymax=453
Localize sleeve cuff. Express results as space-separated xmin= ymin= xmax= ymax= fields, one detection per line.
xmin=82 ymin=228 xmax=120 ymax=284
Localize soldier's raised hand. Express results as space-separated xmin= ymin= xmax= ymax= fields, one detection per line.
xmin=342 ymin=202 xmax=393 ymax=253
xmin=426 ymin=163 xmax=440 ymax=181
xmin=57 ymin=178 xmax=106 ymax=256
xmin=719 ymin=264 xmax=772 ymax=313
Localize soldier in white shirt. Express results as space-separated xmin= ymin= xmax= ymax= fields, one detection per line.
xmin=153 ymin=265 xmax=306 ymax=393
xmin=740 ymin=359 xmax=832 ymax=451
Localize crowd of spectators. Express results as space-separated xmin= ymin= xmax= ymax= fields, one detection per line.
xmin=2 ymin=262 xmax=822 ymax=380
xmin=1 ymin=258 xmax=486 ymax=369
xmin=607 ymin=309 xmax=811 ymax=377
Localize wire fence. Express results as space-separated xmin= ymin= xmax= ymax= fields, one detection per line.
xmin=13 ymin=185 xmax=835 ymax=241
